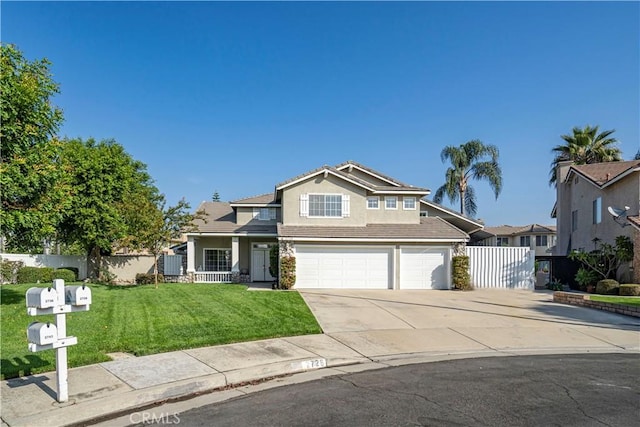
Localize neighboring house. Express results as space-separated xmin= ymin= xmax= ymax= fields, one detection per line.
xmin=552 ymin=160 xmax=640 ymax=282
xmin=470 ymin=224 xmax=557 ymax=256
xmin=184 ymin=161 xmax=482 ymax=289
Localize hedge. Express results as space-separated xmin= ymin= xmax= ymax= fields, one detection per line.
xmin=595 ymin=279 xmax=619 ymax=295
xmin=619 ymin=284 xmax=640 ymax=297
xmin=17 ymin=267 xmax=54 ymax=284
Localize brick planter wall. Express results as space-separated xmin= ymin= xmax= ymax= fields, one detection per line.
xmin=553 ymin=291 xmax=640 ymax=318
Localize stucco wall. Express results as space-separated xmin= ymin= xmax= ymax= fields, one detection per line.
xmin=236 ymin=207 xmax=281 ymax=226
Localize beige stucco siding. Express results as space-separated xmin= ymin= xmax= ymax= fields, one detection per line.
xmin=365 ymin=196 xmax=420 ymax=224
xmin=568 ymin=174 xmax=638 ymax=252
xmin=281 ymin=174 xmax=368 ymax=226
xmin=194 ymin=237 xmax=232 ymax=271
xmin=236 ymin=207 xmax=281 ymax=226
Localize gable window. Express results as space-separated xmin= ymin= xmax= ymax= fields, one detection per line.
xmin=536 ymin=235 xmax=548 ymax=246
xmin=420 ymin=211 xmax=428 ymax=217
xmin=403 ymin=197 xmax=416 ymax=210
xmin=520 ymin=236 xmax=531 ymax=247
xmin=592 ymin=197 xmax=602 ymax=224
xmin=572 ymin=210 xmax=578 ymax=232
xmin=367 ymin=196 xmax=379 ymax=209
xmin=203 ymin=249 xmax=231 ymax=271
xmin=385 ymin=196 xmax=397 ymax=210
xmin=496 ymin=237 xmax=509 ymax=246
xmin=307 ymin=194 xmax=348 ymax=218
xmin=253 ymin=207 xmax=276 ymax=221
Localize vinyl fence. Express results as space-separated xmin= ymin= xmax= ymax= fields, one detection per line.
xmin=465 ymin=246 xmax=535 ymax=290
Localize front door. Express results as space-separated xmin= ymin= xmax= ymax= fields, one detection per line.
xmin=252 ymin=247 xmax=275 ymax=282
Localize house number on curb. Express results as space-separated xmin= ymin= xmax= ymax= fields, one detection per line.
xmin=26 ymin=279 xmax=92 ymax=403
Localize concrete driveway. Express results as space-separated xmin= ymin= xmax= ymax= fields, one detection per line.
xmin=298 ymin=289 xmax=640 ymax=359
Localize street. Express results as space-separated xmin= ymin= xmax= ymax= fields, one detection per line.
xmin=128 ymin=353 xmax=640 ymax=427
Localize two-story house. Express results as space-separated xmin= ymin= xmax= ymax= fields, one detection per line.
xmin=184 ymin=161 xmax=482 ymax=290
xmin=470 ymin=224 xmax=557 ymax=256
xmin=552 ymin=159 xmax=640 ymax=282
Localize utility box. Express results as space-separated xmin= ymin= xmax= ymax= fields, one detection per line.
xmin=65 ymin=285 xmax=92 ymax=306
xmin=27 ymin=322 xmax=58 ymax=345
xmin=26 ymin=287 xmax=58 ymax=309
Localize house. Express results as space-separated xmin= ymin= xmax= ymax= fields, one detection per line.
xmin=552 ymin=159 xmax=640 ymax=282
xmin=470 ymin=224 xmax=557 ymax=256
xmin=184 ymin=161 xmax=482 ymax=289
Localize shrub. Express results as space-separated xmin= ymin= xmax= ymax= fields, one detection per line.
xmin=279 ymin=256 xmax=296 ymax=289
xmin=1 ymin=260 xmax=24 ymax=284
xmin=596 ymin=279 xmax=619 ymax=295
xmin=17 ymin=266 xmax=54 ymax=284
xmin=60 ymin=267 xmax=79 ymax=279
xmin=546 ymin=279 xmax=564 ymax=291
xmin=452 ymin=255 xmax=472 ymax=291
xmin=136 ymin=273 xmax=164 ymax=285
xmin=269 ymin=245 xmax=279 ymax=279
xmin=619 ymin=284 xmax=640 ymax=296
xmin=575 ymin=268 xmax=598 ymax=291
xmin=53 ymin=269 xmax=76 ymax=283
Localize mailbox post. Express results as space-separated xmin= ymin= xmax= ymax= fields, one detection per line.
xmin=26 ymin=279 xmax=91 ymax=403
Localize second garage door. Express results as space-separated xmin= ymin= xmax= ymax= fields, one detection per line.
xmin=400 ymin=247 xmax=450 ymax=289
xmin=295 ymin=245 xmax=392 ymax=289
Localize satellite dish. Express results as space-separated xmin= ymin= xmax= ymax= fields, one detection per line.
xmin=607 ymin=206 xmax=630 ymax=219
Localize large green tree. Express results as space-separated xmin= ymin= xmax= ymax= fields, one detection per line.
xmin=549 ymin=125 xmax=622 ymax=186
xmin=58 ymin=138 xmax=158 ymax=278
xmin=433 ymin=140 xmax=502 ymax=217
xmin=0 ymin=44 xmax=70 ymax=252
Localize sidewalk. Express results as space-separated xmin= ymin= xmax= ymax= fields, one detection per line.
xmin=2 ymin=290 xmax=639 ymax=427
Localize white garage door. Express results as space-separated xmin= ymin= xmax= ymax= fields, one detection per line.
xmin=295 ymin=246 xmax=392 ymax=289
xmin=400 ymin=247 xmax=450 ymax=290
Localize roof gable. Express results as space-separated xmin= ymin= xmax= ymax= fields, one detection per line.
xmin=230 ymin=193 xmax=280 ymax=206
xmin=335 ymin=160 xmax=408 ymax=187
xmin=566 ymin=160 xmax=640 ymax=189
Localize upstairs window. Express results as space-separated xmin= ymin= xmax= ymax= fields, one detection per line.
xmin=592 ymin=197 xmax=602 ymax=224
xmin=520 ymin=236 xmax=531 ymax=247
xmin=367 ymin=196 xmax=379 ymax=209
xmin=253 ymin=207 xmax=276 ymax=221
xmin=536 ymin=235 xmax=548 ymax=246
xmin=385 ymin=196 xmax=397 ymax=210
xmin=403 ymin=197 xmax=416 ymax=210
xmin=301 ymin=194 xmax=350 ymax=218
xmin=496 ymin=237 xmax=509 ymax=246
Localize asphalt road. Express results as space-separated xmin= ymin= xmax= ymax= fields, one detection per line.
xmin=131 ymin=353 xmax=639 ymax=427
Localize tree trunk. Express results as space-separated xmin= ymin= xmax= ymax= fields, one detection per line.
xmin=154 ymin=254 xmax=159 ymax=289
xmin=87 ymin=246 xmax=100 ymax=279
xmin=460 ymin=189 xmax=466 ymax=216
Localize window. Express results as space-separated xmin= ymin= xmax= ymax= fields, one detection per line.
xmin=572 ymin=210 xmax=578 ymax=232
xmin=403 ymin=197 xmax=416 ymax=210
xmin=253 ymin=207 xmax=276 ymax=221
xmin=520 ymin=236 xmax=531 ymax=247
xmin=204 ymin=249 xmax=231 ymax=271
xmin=309 ymin=194 xmax=342 ymax=217
xmin=367 ymin=196 xmax=379 ymax=209
xmin=385 ymin=196 xmax=397 ymax=210
xmin=592 ymin=197 xmax=602 ymax=224
xmin=496 ymin=237 xmax=509 ymax=246
xmin=536 ymin=235 xmax=548 ymax=246
xmin=420 ymin=211 xmax=428 ymax=217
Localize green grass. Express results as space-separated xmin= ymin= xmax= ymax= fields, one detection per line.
xmin=589 ymin=295 xmax=640 ymax=307
xmin=1 ymin=283 xmax=321 ymax=379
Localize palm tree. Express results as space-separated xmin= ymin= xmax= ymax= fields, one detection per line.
xmin=549 ymin=125 xmax=621 ymax=186
xmin=433 ymin=139 xmax=502 ymax=217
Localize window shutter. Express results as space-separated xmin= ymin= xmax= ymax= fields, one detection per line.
xmin=269 ymin=208 xmax=277 ymax=220
xmin=342 ymin=195 xmax=350 ymax=217
xmin=300 ymin=194 xmax=308 ymax=217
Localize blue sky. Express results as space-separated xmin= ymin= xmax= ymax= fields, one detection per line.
xmin=3 ymin=1 xmax=639 ymax=226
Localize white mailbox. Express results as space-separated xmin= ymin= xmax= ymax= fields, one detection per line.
xmin=65 ymin=285 xmax=92 ymax=306
xmin=27 ymin=322 xmax=58 ymax=345
xmin=26 ymin=287 xmax=58 ymax=309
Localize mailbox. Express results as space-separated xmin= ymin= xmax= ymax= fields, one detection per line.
xmin=26 ymin=287 xmax=58 ymax=309
xmin=27 ymin=322 xmax=58 ymax=345
xmin=65 ymin=285 xmax=92 ymax=306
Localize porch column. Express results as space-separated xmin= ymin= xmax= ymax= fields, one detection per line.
xmin=187 ymin=236 xmax=195 ymax=273
xmin=231 ymin=237 xmax=240 ymax=272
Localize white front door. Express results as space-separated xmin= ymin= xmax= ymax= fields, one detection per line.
xmin=252 ymin=248 xmax=274 ymax=282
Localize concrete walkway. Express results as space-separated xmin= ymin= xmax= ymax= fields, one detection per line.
xmin=2 ymin=289 xmax=639 ymax=427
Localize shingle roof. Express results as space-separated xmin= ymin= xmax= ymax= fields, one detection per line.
xmin=628 ymin=215 xmax=640 ymax=230
xmin=482 ymin=224 xmax=556 ymax=237
xmin=278 ymin=217 xmax=468 ymax=241
xmin=190 ymin=202 xmax=277 ymax=234
xmin=569 ymin=160 xmax=640 ymax=187
xmin=230 ymin=193 xmax=278 ymax=205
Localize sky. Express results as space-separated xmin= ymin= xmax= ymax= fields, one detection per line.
xmin=3 ymin=1 xmax=639 ymax=226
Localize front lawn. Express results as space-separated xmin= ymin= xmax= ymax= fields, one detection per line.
xmin=1 ymin=283 xmax=321 ymax=379
xmin=589 ymin=295 xmax=640 ymax=307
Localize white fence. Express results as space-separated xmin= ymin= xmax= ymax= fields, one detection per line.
xmin=465 ymin=246 xmax=535 ymax=290
xmin=194 ymin=271 xmax=232 ymax=283
xmin=0 ymin=253 xmax=87 ymax=280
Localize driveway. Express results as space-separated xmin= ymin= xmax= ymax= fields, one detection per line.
xmin=298 ymin=289 xmax=640 ymax=359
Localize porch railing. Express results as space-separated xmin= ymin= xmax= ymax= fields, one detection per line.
xmin=194 ymin=271 xmax=233 ymax=283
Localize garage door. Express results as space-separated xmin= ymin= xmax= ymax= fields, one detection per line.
xmin=400 ymin=247 xmax=450 ymax=289
xmin=295 ymin=246 xmax=392 ymax=289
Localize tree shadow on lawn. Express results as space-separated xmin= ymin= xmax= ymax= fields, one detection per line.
xmin=1 ymin=285 xmax=25 ymax=305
